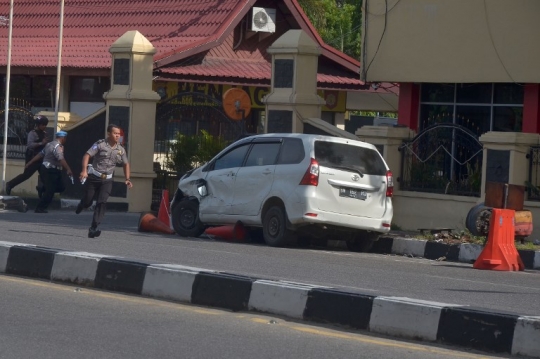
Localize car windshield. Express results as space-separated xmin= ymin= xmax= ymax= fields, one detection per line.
xmin=314 ymin=141 xmax=387 ymax=176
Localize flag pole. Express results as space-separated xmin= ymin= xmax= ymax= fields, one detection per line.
xmin=53 ymin=0 xmax=65 ymax=136
xmin=2 ymin=0 xmax=14 ymax=194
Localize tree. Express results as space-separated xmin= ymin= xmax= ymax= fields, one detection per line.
xmin=298 ymin=0 xmax=362 ymax=60
xmin=166 ymin=130 xmax=227 ymax=175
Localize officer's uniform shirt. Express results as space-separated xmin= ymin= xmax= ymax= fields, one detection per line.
xmin=41 ymin=140 xmax=64 ymax=168
xmin=87 ymin=140 xmax=128 ymax=175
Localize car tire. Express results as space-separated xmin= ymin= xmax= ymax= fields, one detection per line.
xmin=171 ymin=200 xmax=205 ymax=238
xmin=263 ymin=206 xmax=295 ymax=247
xmin=465 ymin=202 xmax=491 ymax=237
xmin=346 ymin=231 xmax=379 ymax=252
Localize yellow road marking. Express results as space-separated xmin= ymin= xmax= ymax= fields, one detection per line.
xmin=249 ymin=319 xmax=492 ymax=359
xmin=0 ymin=275 xmax=220 ymax=315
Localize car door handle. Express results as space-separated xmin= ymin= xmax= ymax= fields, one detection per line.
xmin=262 ymin=170 xmax=272 ymax=175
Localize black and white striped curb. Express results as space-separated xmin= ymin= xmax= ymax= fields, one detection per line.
xmin=1 ymin=240 xmax=539 ymax=357
xmin=370 ymin=236 xmax=540 ymax=269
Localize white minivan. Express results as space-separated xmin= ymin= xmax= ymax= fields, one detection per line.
xmin=170 ymin=133 xmax=393 ymax=252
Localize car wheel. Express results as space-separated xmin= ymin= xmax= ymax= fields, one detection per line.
xmin=263 ymin=206 xmax=295 ymax=247
xmin=346 ymin=231 xmax=379 ymax=252
xmin=171 ymin=200 xmax=205 ymax=237
xmin=465 ymin=202 xmax=491 ymax=237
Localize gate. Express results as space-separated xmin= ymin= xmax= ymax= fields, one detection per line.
xmin=399 ymin=123 xmax=483 ymax=197
xmin=152 ymin=92 xmax=243 ymax=210
xmin=0 ymin=99 xmax=34 ymax=159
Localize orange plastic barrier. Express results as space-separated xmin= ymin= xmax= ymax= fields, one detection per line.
xmin=473 ymin=208 xmax=524 ymax=271
xmin=138 ymin=212 xmax=175 ymax=235
xmin=205 ymin=222 xmax=246 ymax=242
xmin=157 ymin=189 xmax=172 ymax=229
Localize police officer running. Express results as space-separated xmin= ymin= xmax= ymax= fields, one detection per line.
xmin=76 ymin=124 xmax=132 ymax=238
xmin=26 ymin=130 xmax=73 ymax=213
xmin=5 ymin=115 xmax=49 ymax=196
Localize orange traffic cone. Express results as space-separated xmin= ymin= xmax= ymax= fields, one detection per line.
xmin=473 ymin=208 xmax=524 ymax=271
xmin=204 ymin=222 xmax=246 ymax=242
xmin=157 ymin=190 xmax=171 ymax=229
xmin=138 ymin=212 xmax=175 ymax=234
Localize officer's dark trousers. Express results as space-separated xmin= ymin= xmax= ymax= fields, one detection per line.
xmin=36 ymin=167 xmax=63 ymax=211
xmin=8 ymin=160 xmax=42 ymax=188
xmin=79 ymin=174 xmax=113 ymax=228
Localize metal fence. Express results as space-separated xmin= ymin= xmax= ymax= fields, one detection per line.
xmin=527 ymin=146 xmax=540 ymax=201
xmin=399 ymin=123 xmax=483 ymax=197
xmin=0 ymin=100 xmax=34 ymax=160
xmin=0 ymin=144 xmax=26 ymax=160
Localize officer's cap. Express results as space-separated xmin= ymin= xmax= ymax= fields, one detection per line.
xmin=56 ymin=131 xmax=68 ymax=137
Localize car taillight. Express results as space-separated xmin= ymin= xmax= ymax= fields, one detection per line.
xmin=386 ymin=170 xmax=394 ymax=197
xmin=299 ymin=158 xmax=319 ymax=186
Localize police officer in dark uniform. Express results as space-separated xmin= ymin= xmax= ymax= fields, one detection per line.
xmin=6 ymin=115 xmax=49 ymax=195
xmin=26 ymin=130 xmax=73 ymax=213
xmin=76 ymin=124 xmax=132 ymax=238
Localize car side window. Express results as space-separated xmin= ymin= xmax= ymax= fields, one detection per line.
xmin=213 ymin=144 xmax=250 ymax=171
xmin=244 ymin=143 xmax=281 ymax=167
xmin=277 ymin=138 xmax=305 ymax=164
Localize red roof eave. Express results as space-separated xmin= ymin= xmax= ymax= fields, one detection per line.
xmin=154 ymin=0 xmax=256 ymax=69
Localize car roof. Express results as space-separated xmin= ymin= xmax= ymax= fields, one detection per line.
xmin=242 ymin=133 xmax=377 ymax=150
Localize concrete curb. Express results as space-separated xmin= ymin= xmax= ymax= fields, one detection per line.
xmin=371 ymin=236 xmax=540 ymax=269
xmin=0 ymin=240 xmax=539 ymax=357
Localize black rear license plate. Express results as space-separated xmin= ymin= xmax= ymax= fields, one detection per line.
xmin=339 ymin=187 xmax=367 ymax=200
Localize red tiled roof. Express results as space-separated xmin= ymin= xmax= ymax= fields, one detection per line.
xmin=0 ymin=0 xmax=372 ymax=90
xmin=0 ymin=0 xmax=250 ymax=68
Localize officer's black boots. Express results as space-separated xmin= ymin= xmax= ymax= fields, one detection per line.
xmin=88 ymin=227 xmax=101 ymax=238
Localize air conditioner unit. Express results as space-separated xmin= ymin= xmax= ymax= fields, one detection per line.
xmin=250 ymin=7 xmax=276 ymax=33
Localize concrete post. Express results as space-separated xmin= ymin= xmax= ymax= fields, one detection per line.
xmin=104 ymin=31 xmax=161 ymax=212
xmin=479 ymin=132 xmax=540 ymax=201
xmin=263 ymin=30 xmax=325 ymax=133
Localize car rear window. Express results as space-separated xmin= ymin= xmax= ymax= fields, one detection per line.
xmin=314 ymin=141 xmax=387 ymax=175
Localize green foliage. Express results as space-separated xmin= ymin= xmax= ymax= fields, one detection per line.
xmin=464 ymin=161 xmax=481 ymax=193
xmin=516 ymin=241 xmax=540 ymax=251
xmin=298 ymin=0 xmax=362 ymax=60
xmin=166 ymin=130 xmax=228 ymax=175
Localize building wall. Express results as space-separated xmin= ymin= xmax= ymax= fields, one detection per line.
xmin=361 ymin=0 xmax=540 ymax=83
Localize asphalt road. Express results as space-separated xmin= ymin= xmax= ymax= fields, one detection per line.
xmin=0 ymin=275 xmax=506 ymax=359
xmin=1 ymin=209 xmax=539 ymax=316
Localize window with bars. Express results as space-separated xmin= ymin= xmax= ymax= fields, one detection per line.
xmin=419 ymin=83 xmax=524 ymax=137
